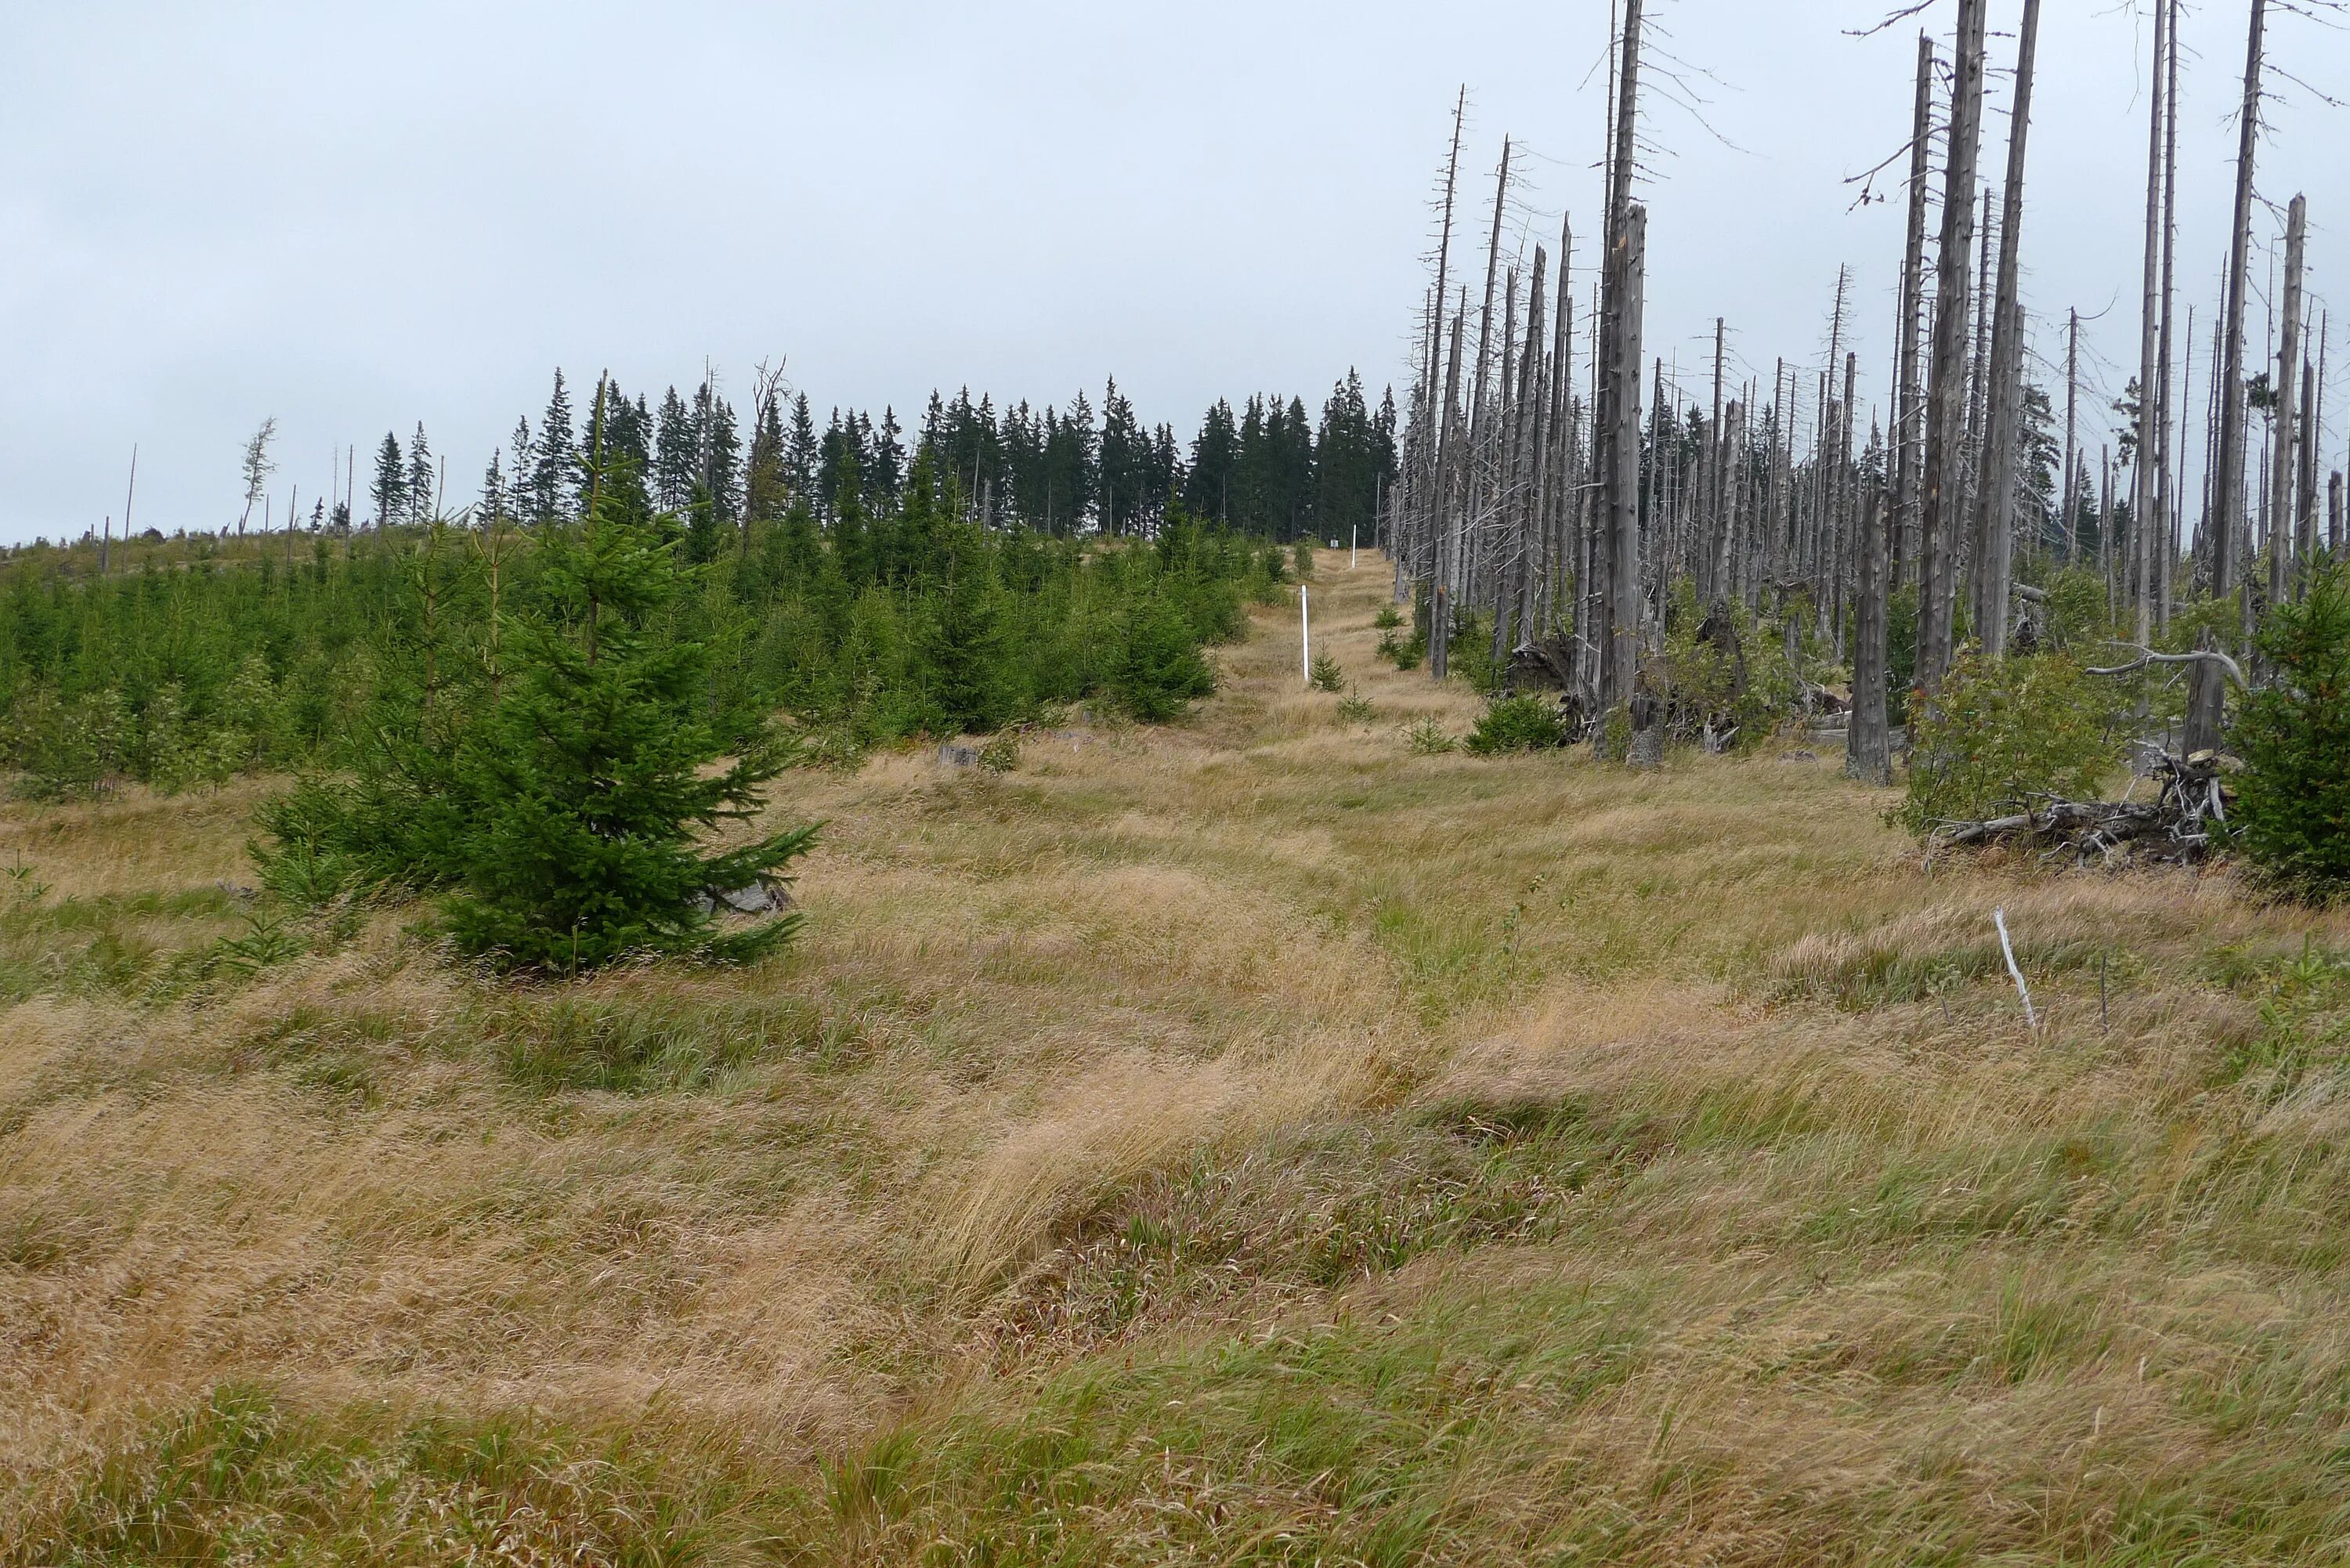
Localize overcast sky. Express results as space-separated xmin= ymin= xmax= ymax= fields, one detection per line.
xmin=4 ymin=1 xmax=2345 ymax=545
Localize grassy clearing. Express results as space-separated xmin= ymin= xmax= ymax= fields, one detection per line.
xmin=5 ymin=553 xmax=2349 ymax=1563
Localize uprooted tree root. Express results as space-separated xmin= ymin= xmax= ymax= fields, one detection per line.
xmin=1927 ymin=751 xmax=2232 ymax=869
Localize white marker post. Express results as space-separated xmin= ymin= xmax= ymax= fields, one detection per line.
xmin=1350 ymin=525 xmax=1358 ymax=569
xmin=1994 ymin=908 xmax=2037 ymax=1033
xmin=1301 ymin=585 xmax=1311 ymax=685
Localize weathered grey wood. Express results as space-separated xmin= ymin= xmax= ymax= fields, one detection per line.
xmin=2099 ymin=445 xmax=2113 ymax=610
xmin=1432 ymin=294 xmax=1468 ymax=681
xmin=1919 ymin=0 xmax=1985 ymax=690
xmin=2297 ymin=316 xmax=2323 ymax=580
xmin=2184 ymin=630 xmax=2226 ymax=757
xmin=1605 ymin=206 xmax=1647 ymax=711
xmin=1465 ymin=138 xmax=1513 ymax=611
xmin=2130 ymin=0 xmax=2168 ymax=646
xmin=2213 ymin=0 xmax=2267 ymax=618
xmin=1706 ymin=316 xmax=1726 ymax=602
xmin=1814 ymin=269 xmax=1849 ymax=598
xmin=1597 ymin=0 xmax=1646 ymax=715
xmin=2268 ymin=193 xmax=2306 ymax=607
xmin=2063 ymin=309 xmax=2080 ymax=563
xmin=1973 ymin=0 xmax=2039 ymax=659
xmin=2156 ymin=0 xmax=2183 ymax=627
xmin=1513 ymin=244 xmax=1552 ymax=649
xmin=1544 ymin=215 xmax=1573 ymax=639
xmin=1405 ymin=89 xmax=1469 ymax=609
xmin=1893 ymin=31 xmax=1935 ymax=588
xmin=1849 ymin=455 xmax=1890 ymax=786
xmin=1963 ymin=185 xmax=1995 ymax=559
xmin=1835 ymin=351 xmax=1859 ymax=656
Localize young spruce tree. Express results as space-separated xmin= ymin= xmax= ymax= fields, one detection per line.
xmin=446 ymin=375 xmax=815 ymax=972
xmin=2232 ymin=562 xmax=2350 ymax=902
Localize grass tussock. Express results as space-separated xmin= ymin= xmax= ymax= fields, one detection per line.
xmin=7 ymin=551 xmax=2350 ymax=1563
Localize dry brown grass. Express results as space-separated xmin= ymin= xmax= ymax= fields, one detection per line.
xmin=5 ymin=551 xmax=2349 ymax=1563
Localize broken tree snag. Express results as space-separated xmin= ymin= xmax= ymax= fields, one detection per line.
xmin=2184 ymin=630 xmax=2227 ymax=757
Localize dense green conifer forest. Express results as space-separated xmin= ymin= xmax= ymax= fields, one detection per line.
xmin=0 ymin=367 xmax=1400 ymax=805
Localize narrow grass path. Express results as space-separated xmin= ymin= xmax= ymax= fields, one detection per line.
xmin=5 ymin=552 xmax=2350 ymax=1563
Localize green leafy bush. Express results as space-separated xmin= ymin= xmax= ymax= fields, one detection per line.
xmin=1310 ymin=654 xmax=1344 ymax=692
xmin=1655 ymin=586 xmax=1799 ymax=751
xmin=2232 ymin=563 xmax=2350 ymax=901
xmin=1465 ymin=694 xmax=1569 ymax=755
xmin=1373 ymin=602 xmax=1402 ymax=631
xmin=1902 ymin=652 xmax=2127 ymax=831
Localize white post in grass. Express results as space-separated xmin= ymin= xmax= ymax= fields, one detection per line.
xmin=1350 ymin=525 xmax=1358 ymax=569
xmin=1994 ymin=908 xmax=2037 ymax=1033
xmin=1301 ymin=585 xmax=1311 ymax=685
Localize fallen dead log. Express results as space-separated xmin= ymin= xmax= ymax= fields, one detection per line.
xmin=1926 ymin=752 xmax=2230 ymax=869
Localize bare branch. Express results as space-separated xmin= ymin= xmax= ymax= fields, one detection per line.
xmin=2085 ymin=643 xmax=2250 ymax=688
xmin=1848 ymin=2 xmax=1937 ymax=40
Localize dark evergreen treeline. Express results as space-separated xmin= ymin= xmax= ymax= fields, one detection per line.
xmin=921 ymin=373 xmax=1398 ymax=542
xmin=337 ymin=367 xmax=1397 ymax=550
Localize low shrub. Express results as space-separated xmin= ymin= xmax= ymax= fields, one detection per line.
xmin=1901 ymin=652 xmax=2127 ymax=831
xmin=1465 ymin=694 xmax=1570 ymax=755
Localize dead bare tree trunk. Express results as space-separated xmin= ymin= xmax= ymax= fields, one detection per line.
xmin=2156 ymin=0 xmax=2183 ymax=627
xmin=1517 ymin=244 xmax=1553 ymax=646
xmin=2063 ymin=309 xmax=2080 ymax=563
xmin=1545 ymin=215 xmax=1574 ymax=638
xmin=1501 ymin=248 xmax=1549 ymax=666
xmin=1815 ymin=269 xmax=1849 ymax=606
xmin=1849 ymin=465 xmax=1891 ymax=785
xmin=1606 ymin=206 xmax=1648 ymax=715
xmin=2213 ymin=0 xmax=2267 ymax=627
xmin=1432 ymin=296 xmax=1468 ymax=681
xmin=1835 ymin=351 xmax=1859 ymax=657
xmin=1707 ymin=316 xmax=1726 ymax=603
xmin=1974 ymin=0 xmax=2040 ymax=659
xmin=1409 ymin=89 xmax=1468 ymax=609
xmin=2268 ymin=193 xmax=2306 ymax=607
xmin=2305 ymin=316 xmax=2328 ymax=573
xmin=2130 ymin=0 xmax=2168 ymax=648
xmin=1464 ymin=138 xmax=1513 ymax=619
xmin=1892 ymin=32 xmax=1936 ymax=588
xmin=1597 ymin=0 xmax=1647 ymax=721
xmin=1918 ymin=0 xmax=1987 ymax=690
